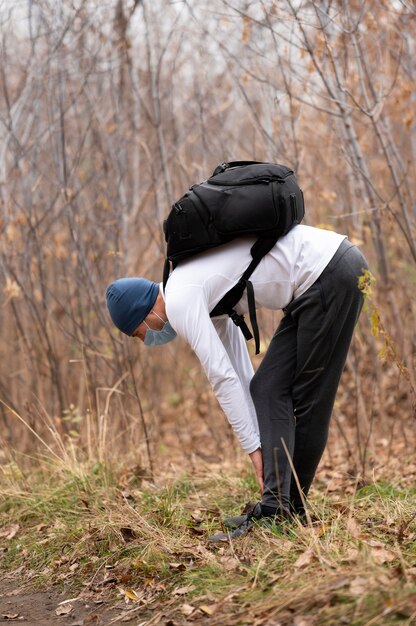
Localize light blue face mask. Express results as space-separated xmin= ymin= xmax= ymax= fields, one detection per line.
xmin=143 ymin=313 xmax=177 ymax=347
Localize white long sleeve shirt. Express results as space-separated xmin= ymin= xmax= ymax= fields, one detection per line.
xmin=164 ymin=225 xmax=346 ymax=454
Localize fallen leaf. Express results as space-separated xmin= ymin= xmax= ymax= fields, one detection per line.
xmin=53 ymin=519 xmax=66 ymax=530
xmin=55 ymin=603 xmax=73 ymax=615
xmin=294 ymin=547 xmax=314 ymax=569
xmin=173 ymin=584 xmax=196 ymax=595
xmin=200 ymin=604 xmax=217 ymax=616
xmin=120 ymin=527 xmax=135 ymax=541
xmin=0 ymin=524 xmax=19 ymax=540
xmin=180 ymin=603 xmax=195 ymax=616
xmin=169 ymin=562 xmax=187 ymax=571
xmin=119 ymin=587 xmax=140 ymax=601
xmin=119 ymin=573 xmax=132 ymax=583
xmin=371 ymin=546 xmax=396 ymax=564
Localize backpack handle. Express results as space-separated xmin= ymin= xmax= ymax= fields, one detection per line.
xmin=212 ymin=161 xmax=266 ymax=176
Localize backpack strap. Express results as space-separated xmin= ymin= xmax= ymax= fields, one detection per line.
xmin=210 ymin=237 xmax=277 ymax=354
xmin=163 ymin=258 xmax=171 ymax=290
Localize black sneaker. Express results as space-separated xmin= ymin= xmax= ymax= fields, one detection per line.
xmin=222 ymin=502 xmax=257 ymax=529
xmin=223 ymin=513 xmax=248 ymax=530
xmin=223 ymin=508 xmax=307 ymax=530
xmin=208 ymin=503 xmax=280 ymax=542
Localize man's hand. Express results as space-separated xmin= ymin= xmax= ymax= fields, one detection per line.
xmin=249 ymin=447 xmax=264 ymax=495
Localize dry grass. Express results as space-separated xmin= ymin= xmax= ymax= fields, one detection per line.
xmin=1 ymin=448 xmax=416 ymax=626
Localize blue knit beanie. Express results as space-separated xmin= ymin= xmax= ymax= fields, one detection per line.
xmin=106 ymin=278 xmax=159 ymax=336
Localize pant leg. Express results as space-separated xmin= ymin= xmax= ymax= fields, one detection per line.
xmin=249 ymin=313 xmax=298 ymax=514
xmin=289 ymin=242 xmax=369 ymax=512
xmin=250 ymin=240 xmax=368 ymax=514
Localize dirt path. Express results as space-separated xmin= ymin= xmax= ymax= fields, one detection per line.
xmin=0 ymin=579 xmax=141 ymax=625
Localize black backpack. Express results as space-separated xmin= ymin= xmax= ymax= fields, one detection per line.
xmin=163 ymin=160 xmax=305 ymax=353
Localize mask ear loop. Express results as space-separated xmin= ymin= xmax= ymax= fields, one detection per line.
xmin=153 ymin=311 xmax=167 ymax=324
xmin=144 ymin=311 xmax=166 ymax=331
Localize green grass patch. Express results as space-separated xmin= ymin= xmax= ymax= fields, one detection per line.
xmin=1 ymin=460 xmax=416 ymax=624
xmin=356 ymin=480 xmax=416 ymax=500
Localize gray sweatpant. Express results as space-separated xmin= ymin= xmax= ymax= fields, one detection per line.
xmin=249 ymin=239 xmax=369 ymax=514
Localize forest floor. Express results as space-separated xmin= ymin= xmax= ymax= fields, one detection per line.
xmin=1 ymin=449 xmax=416 ymax=626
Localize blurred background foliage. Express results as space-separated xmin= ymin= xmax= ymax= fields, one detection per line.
xmin=0 ymin=0 xmax=414 ymax=475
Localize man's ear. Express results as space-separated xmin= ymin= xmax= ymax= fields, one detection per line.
xmin=156 ymin=291 xmax=166 ymax=315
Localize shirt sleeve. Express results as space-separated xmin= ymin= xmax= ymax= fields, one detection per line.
xmin=165 ymin=285 xmax=261 ymax=453
xmin=211 ymin=316 xmax=259 ymax=442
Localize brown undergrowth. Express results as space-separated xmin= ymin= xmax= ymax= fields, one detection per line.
xmin=1 ymin=446 xmax=416 ymax=626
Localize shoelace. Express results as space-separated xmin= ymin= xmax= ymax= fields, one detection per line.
xmin=237 ymin=503 xmax=261 ymax=528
